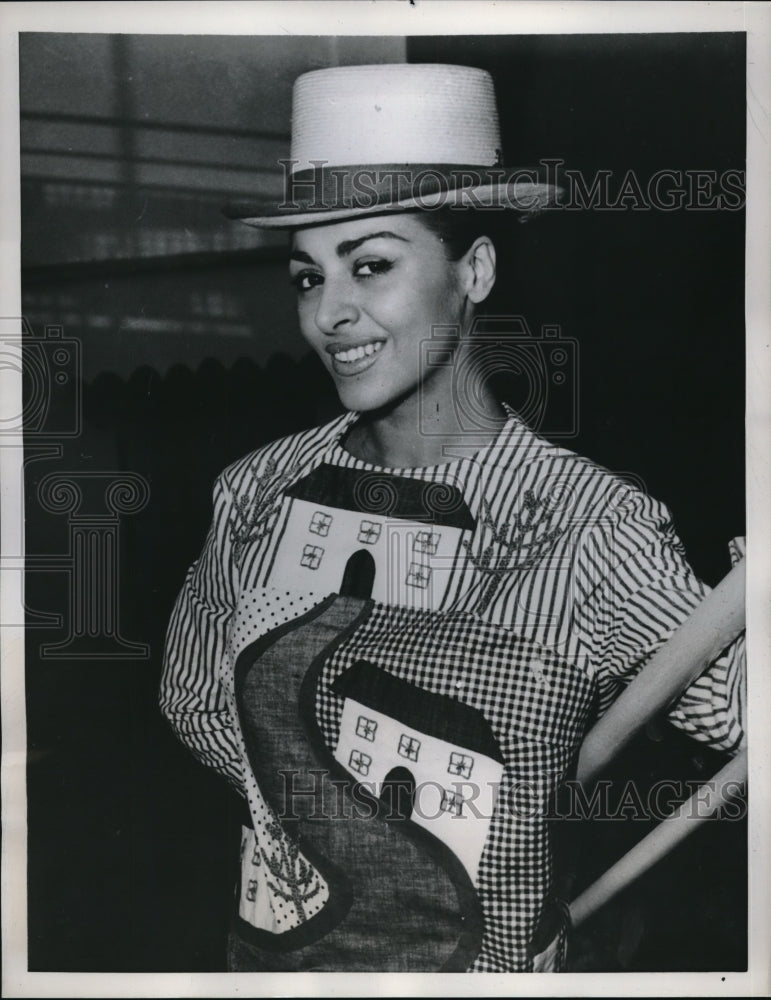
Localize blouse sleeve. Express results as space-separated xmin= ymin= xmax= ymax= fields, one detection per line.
xmin=574 ymin=490 xmax=744 ymax=755
xmin=159 ymin=470 xmax=246 ymax=795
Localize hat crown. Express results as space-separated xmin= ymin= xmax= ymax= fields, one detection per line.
xmin=290 ymin=63 xmax=501 ymax=172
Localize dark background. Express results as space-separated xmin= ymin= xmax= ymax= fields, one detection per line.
xmin=21 ymin=32 xmax=746 ymax=971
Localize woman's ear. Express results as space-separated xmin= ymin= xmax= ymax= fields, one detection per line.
xmin=462 ymin=235 xmax=497 ymax=304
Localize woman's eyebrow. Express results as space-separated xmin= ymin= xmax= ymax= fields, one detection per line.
xmin=335 ymin=231 xmax=409 ymax=257
xmin=290 ymin=230 xmax=409 ymax=266
xmin=289 ymin=229 xmax=410 ymax=264
xmin=289 ymin=249 xmax=315 ymax=264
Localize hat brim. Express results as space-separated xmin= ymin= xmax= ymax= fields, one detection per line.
xmin=224 ymin=180 xmax=561 ymax=230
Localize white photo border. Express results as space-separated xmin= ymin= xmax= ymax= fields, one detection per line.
xmin=1 ymin=2 xmax=769 ymax=997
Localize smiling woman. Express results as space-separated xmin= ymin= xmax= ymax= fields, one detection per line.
xmin=289 ymin=213 xmax=499 ymax=465
xmin=159 ymin=63 xmax=745 ymax=973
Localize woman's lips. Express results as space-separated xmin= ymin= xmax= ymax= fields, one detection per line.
xmin=326 ymin=339 xmax=385 ymax=377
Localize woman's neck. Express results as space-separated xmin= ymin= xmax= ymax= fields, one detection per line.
xmin=342 ymin=377 xmax=508 ymax=469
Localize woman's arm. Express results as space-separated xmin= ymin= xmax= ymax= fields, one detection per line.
xmin=661 ymin=538 xmax=745 ymax=752
xmin=159 ymin=471 xmax=245 ymax=794
xmin=576 ymin=493 xmax=744 ymax=754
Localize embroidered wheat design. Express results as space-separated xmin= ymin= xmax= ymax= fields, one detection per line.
xmin=261 ymin=819 xmax=321 ymax=922
xmin=229 ymin=457 xmax=300 ymax=566
xmin=463 ymin=489 xmax=563 ymax=614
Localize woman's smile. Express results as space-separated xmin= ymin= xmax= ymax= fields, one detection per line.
xmin=289 ymin=214 xmax=471 ymax=417
xmin=288 ymin=211 xmax=501 ymax=466
xmin=326 ymin=338 xmax=386 ymax=375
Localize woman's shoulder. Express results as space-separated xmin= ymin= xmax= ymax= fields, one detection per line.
xmin=492 ymin=415 xmax=673 ymax=532
xmin=216 ymin=411 xmax=354 ymax=496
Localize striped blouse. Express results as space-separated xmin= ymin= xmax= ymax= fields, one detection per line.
xmin=160 ymin=407 xmax=744 ymax=971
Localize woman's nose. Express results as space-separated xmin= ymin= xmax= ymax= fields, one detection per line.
xmin=314 ymin=277 xmax=360 ymax=334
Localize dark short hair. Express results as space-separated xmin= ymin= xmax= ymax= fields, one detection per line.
xmin=410 ymin=206 xmax=510 ymax=262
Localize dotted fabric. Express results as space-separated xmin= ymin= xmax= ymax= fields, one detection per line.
xmin=229 ymin=587 xmax=331 ymax=932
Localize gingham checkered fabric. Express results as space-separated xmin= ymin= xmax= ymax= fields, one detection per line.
xmin=314 ymin=604 xmax=594 ymax=970
xmin=161 ymin=408 xmax=744 ymax=971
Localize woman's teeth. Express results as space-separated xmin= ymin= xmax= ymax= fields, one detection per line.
xmin=335 ymin=342 xmax=383 ymax=363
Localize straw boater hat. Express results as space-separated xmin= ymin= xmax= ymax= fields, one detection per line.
xmin=224 ymin=63 xmax=558 ymax=229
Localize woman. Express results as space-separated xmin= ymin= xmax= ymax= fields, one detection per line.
xmin=160 ymin=64 xmax=744 ymax=972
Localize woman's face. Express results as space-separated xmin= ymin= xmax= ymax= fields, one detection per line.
xmin=289 ymin=213 xmax=472 ymax=416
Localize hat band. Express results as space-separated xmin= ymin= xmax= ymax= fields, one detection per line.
xmin=273 ymin=162 xmax=541 ymax=215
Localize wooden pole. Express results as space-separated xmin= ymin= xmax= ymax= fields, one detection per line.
xmin=576 ymin=557 xmax=745 ymax=786
xmin=569 ymin=747 xmax=747 ymax=929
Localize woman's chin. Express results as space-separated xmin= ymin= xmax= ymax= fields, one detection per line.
xmin=333 ymin=381 xmax=393 ymax=414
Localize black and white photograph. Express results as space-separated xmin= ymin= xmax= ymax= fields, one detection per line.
xmin=1 ymin=2 xmax=769 ymax=995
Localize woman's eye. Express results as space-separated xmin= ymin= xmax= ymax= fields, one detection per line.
xmin=290 ymin=271 xmax=323 ymax=292
xmin=354 ymin=259 xmax=393 ymax=278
